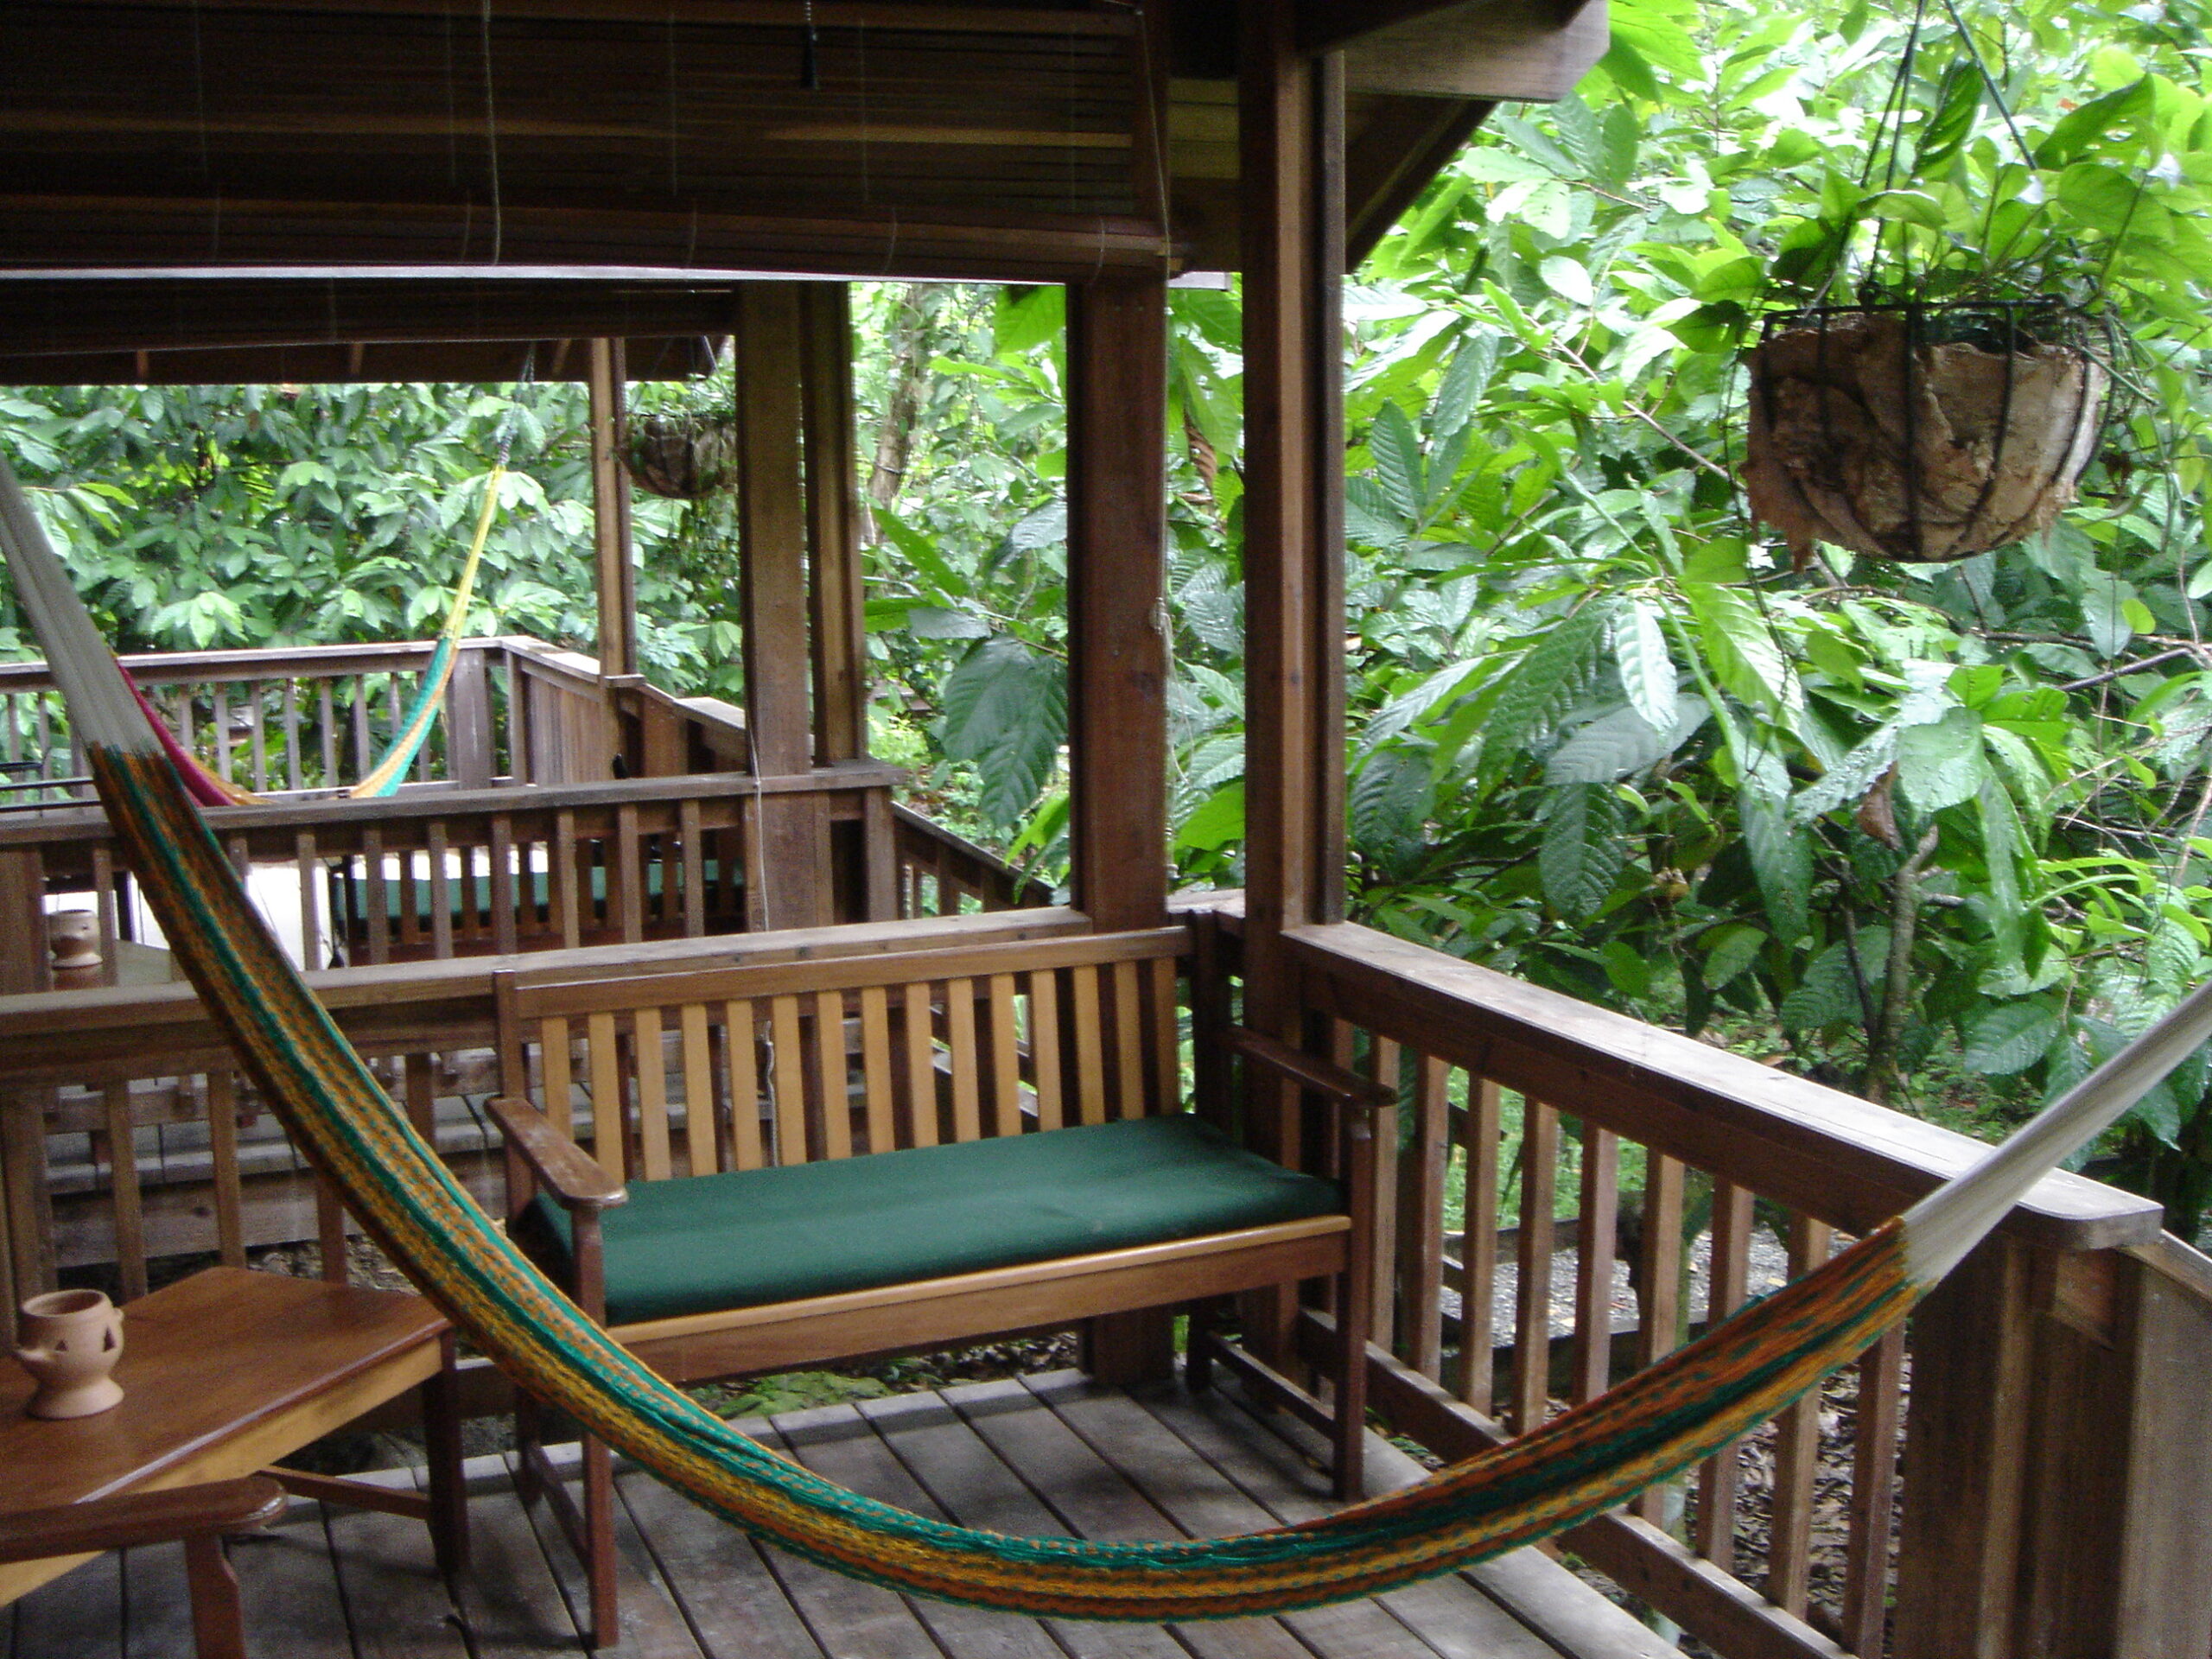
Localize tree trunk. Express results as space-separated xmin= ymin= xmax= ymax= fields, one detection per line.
xmin=861 ymin=282 xmax=945 ymax=543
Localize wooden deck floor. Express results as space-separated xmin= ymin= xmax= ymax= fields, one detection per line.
xmin=4 ymin=1371 xmax=1672 ymax=1659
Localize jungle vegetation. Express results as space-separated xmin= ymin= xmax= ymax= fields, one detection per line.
xmin=8 ymin=0 xmax=2212 ymax=1238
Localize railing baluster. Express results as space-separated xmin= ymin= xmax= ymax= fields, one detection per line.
xmin=1631 ymin=1150 xmax=1687 ymax=1525
xmin=211 ymin=684 xmax=232 ymax=781
xmin=680 ymin=798 xmax=706 ymax=938
xmin=248 ymin=682 xmax=269 ymax=793
xmin=1513 ymin=1097 xmax=1560 ymax=1434
xmin=554 ymin=810 xmax=582 ymax=950
xmin=1571 ymin=1122 xmax=1619 ymax=1405
xmin=489 ymin=815 xmax=519 ymax=956
xmin=283 ymin=679 xmax=303 ymax=791
xmin=91 ymin=846 xmax=120 ymax=989
xmin=614 ymin=804 xmax=644 ymax=944
xmin=318 ymin=680 xmax=338 ymax=785
xmin=1694 ymin=1179 xmax=1757 ymax=1568
xmin=295 ymin=831 xmax=321 ymax=971
xmin=1459 ymin=1077 xmax=1502 ymax=1411
xmin=1400 ymin=1053 xmax=1448 ymax=1378
xmin=351 ymin=675 xmax=372 ymax=783
xmin=1366 ymin=1033 xmax=1401 ymax=1349
xmin=427 ymin=823 xmax=454 ymax=960
xmin=1841 ymin=1322 xmax=1907 ymax=1658
xmin=1767 ymin=1210 xmax=1833 ymax=1616
xmin=362 ymin=828 xmax=391 ymax=965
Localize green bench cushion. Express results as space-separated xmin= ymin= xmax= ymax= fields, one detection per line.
xmin=523 ymin=1114 xmax=1340 ymax=1327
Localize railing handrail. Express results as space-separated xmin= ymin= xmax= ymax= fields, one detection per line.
xmin=0 ymin=632 xmax=589 ymax=693
xmin=0 ymin=906 xmax=1095 ymax=1085
xmin=1274 ymin=914 xmax=2162 ymax=1251
xmin=0 ymin=760 xmax=906 ymax=849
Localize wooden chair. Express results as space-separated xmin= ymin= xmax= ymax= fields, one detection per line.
xmin=486 ymin=924 xmax=1382 ymax=1648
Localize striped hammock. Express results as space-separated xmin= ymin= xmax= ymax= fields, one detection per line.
xmin=4 ymin=452 xmax=2206 ymax=1619
xmin=131 ymin=467 xmax=505 ymax=807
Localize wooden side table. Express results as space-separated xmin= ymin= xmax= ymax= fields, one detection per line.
xmin=0 ymin=1267 xmax=467 ymax=1609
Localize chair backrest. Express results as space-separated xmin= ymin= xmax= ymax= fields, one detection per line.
xmin=493 ymin=927 xmax=1190 ymax=1183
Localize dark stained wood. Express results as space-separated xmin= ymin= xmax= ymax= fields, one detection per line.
xmin=1763 ymin=1214 xmax=1828 ymax=1617
xmin=1302 ymin=0 xmax=1611 ymax=100
xmin=738 ymin=283 xmax=830 ymax=931
xmin=1065 ymin=271 xmax=1169 ymax=931
xmin=589 ymin=340 xmax=639 ymax=680
xmin=800 ymin=284 xmax=868 ymax=770
xmin=0 ymin=338 xmax=712 ymax=387
xmin=0 ymin=1478 xmax=283 ymax=1564
xmin=1891 ymin=1236 xmax=2033 ymax=1659
xmin=1840 ymin=1323 xmax=1904 ymax=1659
xmin=1288 ymin=921 xmax=2164 ymax=1249
xmin=1345 ymin=96 xmax=1494 ymax=265
xmin=1238 ymin=0 xmax=1348 ymax=1017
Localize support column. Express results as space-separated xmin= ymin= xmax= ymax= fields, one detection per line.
xmin=1236 ymin=0 xmax=1348 ymax=1372
xmin=1066 ymin=273 xmax=1170 ymax=931
xmin=799 ymin=284 xmax=896 ymax=920
xmin=587 ymin=340 xmax=638 ymax=680
xmin=735 ymin=285 xmax=829 ymax=930
xmin=1240 ymin=0 xmax=1347 ymax=1014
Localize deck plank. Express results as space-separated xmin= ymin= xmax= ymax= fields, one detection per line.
xmin=742 ymin=1417 xmax=956 ymax=1659
xmin=855 ymin=1389 xmax=1190 ymax=1659
xmin=508 ymin=1446 xmax=707 ymax=1658
xmin=120 ymin=1541 xmax=200 ymax=1659
xmin=775 ymin=1401 xmax=1064 ymax=1659
xmin=944 ymin=1377 xmax=1307 ymax=1659
xmin=10 ymin=1552 xmax=124 ymax=1658
xmin=438 ymin=1454 xmax=586 ymax=1659
xmin=324 ymin=1471 xmax=467 ymax=1658
xmin=615 ymin=1444 xmax=829 ymax=1659
xmin=232 ymin=1500 xmax=356 ymax=1658
xmin=1139 ymin=1384 xmax=1560 ymax=1659
xmin=1027 ymin=1375 xmax=1446 ymax=1659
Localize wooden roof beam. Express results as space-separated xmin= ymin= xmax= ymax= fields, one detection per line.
xmin=53 ymin=0 xmax=1134 ymax=35
xmin=1299 ymin=0 xmax=1608 ymax=101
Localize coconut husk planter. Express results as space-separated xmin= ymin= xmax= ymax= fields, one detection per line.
xmin=1743 ymin=305 xmax=2108 ymax=564
xmin=624 ymin=413 xmax=737 ymax=499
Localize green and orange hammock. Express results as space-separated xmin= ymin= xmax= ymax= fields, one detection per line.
xmin=133 ymin=467 xmax=505 ymax=808
xmin=4 ymin=451 xmax=2209 ymax=1619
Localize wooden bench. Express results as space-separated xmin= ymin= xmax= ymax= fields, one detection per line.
xmin=0 ymin=1268 xmax=467 ymax=1641
xmin=486 ymin=925 xmax=1379 ymax=1649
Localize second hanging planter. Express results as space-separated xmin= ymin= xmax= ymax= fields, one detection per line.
xmin=1742 ymin=301 xmax=2108 ymax=564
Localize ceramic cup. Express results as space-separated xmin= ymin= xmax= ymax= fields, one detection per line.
xmin=46 ymin=911 xmax=100 ymax=971
xmin=15 ymin=1288 xmax=125 ymax=1419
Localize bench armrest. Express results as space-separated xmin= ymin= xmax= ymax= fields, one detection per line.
xmin=485 ymin=1095 xmax=627 ymax=1211
xmin=0 ymin=1477 xmax=285 ymax=1563
xmin=1222 ymin=1026 xmax=1396 ymax=1113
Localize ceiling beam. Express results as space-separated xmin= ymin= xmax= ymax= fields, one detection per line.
xmin=48 ymin=0 xmax=1132 ymax=35
xmin=1300 ymin=0 xmax=1608 ymax=102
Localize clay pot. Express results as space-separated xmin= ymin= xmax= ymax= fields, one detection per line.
xmin=1744 ymin=308 xmax=2107 ymax=563
xmin=15 ymin=1288 xmax=124 ymax=1419
xmin=46 ymin=910 xmax=99 ymax=970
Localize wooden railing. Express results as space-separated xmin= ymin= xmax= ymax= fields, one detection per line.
xmin=5 ymin=887 xmax=2206 ymax=1657
xmin=892 ymin=804 xmax=1056 ymax=917
xmin=0 ymin=907 xmax=1094 ymax=1304
xmin=2 ymin=763 xmax=904 ymax=982
xmin=1187 ymin=903 xmax=2212 ymax=1659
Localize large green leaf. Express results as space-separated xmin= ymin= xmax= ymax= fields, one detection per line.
xmin=1961 ymin=1001 xmax=2062 ymax=1076
xmin=1544 ymin=695 xmax=1708 ymax=784
xmin=1613 ymin=601 xmax=1678 ymax=732
xmin=939 ymin=636 xmax=1068 ymax=829
xmin=1896 ymin=706 xmax=1985 ymax=812
xmin=1540 ymin=783 xmax=1628 ymax=921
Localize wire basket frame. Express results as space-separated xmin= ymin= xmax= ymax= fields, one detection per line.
xmin=1744 ymin=299 xmax=2113 ymax=564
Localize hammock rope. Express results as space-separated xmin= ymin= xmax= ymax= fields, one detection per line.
xmin=3 ymin=451 xmax=2207 ymax=1619
xmin=129 ymin=461 xmax=505 ymax=805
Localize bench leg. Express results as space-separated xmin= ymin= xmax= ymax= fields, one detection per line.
xmin=513 ymin=1393 xmax=545 ymax=1507
xmin=1085 ymin=1308 xmax=1175 ymax=1388
xmin=581 ymin=1434 xmax=620 ymax=1649
xmin=183 ymin=1534 xmax=249 ymax=1659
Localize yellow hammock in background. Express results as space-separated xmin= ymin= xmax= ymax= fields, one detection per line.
xmin=3 ymin=449 xmax=2208 ymax=1620
xmin=129 ymin=466 xmax=505 ymax=807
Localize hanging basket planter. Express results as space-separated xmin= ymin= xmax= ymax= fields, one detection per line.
xmin=623 ymin=412 xmax=738 ymax=500
xmin=1742 ymin=301 xmax=2109 ymax=564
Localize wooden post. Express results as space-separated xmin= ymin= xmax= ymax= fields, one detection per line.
xmin=1240 ymin=0 xmax=1347 ymax=1008
xmin=800 ymin=283 xmax=897 ymax=921
xmin=1065 ymin=272 xmax=1170 ymax=931
xmin=736 ymin=285 xmax=828 ymax=930
xmin=588 ymin=339 xmax=638 ymax=681
xmin=1234 ymin=0 xmax=1348 ymax=1369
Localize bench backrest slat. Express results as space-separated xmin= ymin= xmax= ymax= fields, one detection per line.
xmin=495 ymin=929 xmax=1190 ymax=1183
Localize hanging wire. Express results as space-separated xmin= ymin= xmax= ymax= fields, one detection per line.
xmin=801 ymin=0 xmax=821 ymax=91
xmin=480 ymin=0 xmax=504 ymax=263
